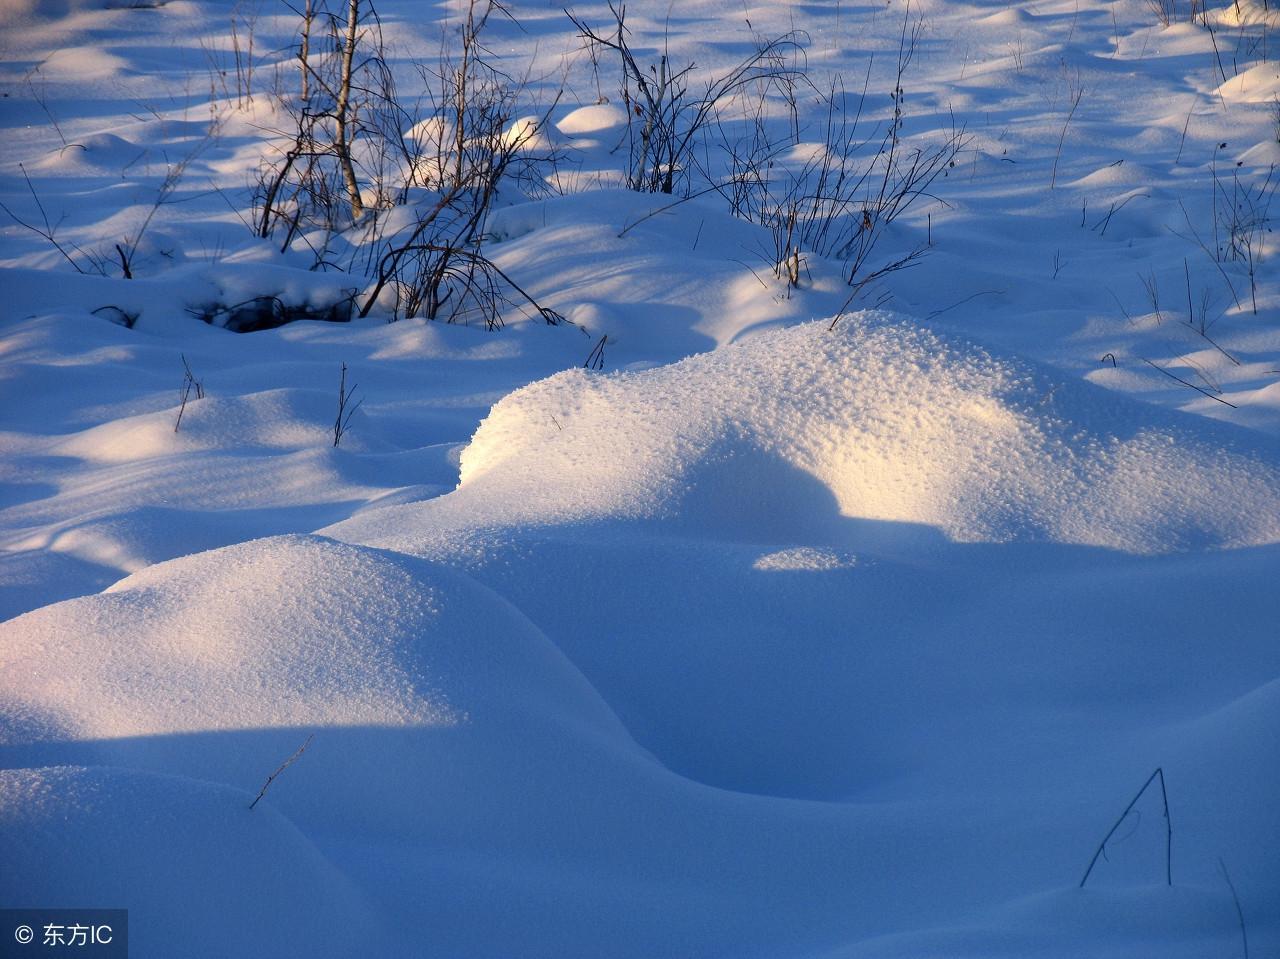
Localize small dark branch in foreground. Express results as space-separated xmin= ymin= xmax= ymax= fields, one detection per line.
xmin=924 ymin=288 xmax=1004 ymax=321
xmin=1139 ymin=269 xmax=1163 ymax=324
xmin=174 ymin=353 xmax=205 ymax=433
xmin=249 ymin=733 xmax=315 ymax=810
xmin=1080 ymin=767 xmax=1173 ymax=889
xmin=1218 ymin=858 xmax=1250 ymax=959
xmin=1091 ymin=193 xmax=1148 ymax=235
xmin=114 ymin=244 xmax=133 ymax=279
xmin=91 ymin=305 xmax=139 ymax=329
xmin=828 ymin=246 xmax=929 ymax=331
xmin=1141 ymin=358 xmax=1239 ymax=407
xmin=333 ymin=361 xmax=362 ymax=447
xmin=583 ymin=334 xmax=607 ymax=370
xmin=616 ymin=182 xmax=726 ymax=238
xmin=0 ymin=164 xmax=93 ymax=274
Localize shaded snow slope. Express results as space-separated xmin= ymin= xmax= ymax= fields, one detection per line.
xmin=0 ymin=765 xmax=385 ymax=959
xmin=309 ymin=318 xmax=1280 ymax=956
xmin=317 ymin=321 xmax=1280 ymax=817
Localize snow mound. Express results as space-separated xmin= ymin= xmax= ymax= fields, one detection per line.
xmin=1216 ymin=60 xmax=1280 ymax=103
xmin=504 ymin=115 xmax=561 ymax=151
xmin=54 ymin=388 xmax=362 ymax=462
xmin=556 ymin=103 xmax=628 ymax=134
xmin=32 ymin=132 xmax=146 ymax=174
xmin=0 ymin=765 xmax=383 ymax=958
xmin=440 ymin=316 xmax=1280 ymax=554
xmin=0 ymin=534 xmax=623 ymax=746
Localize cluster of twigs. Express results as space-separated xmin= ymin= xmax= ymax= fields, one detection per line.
xmin=8 ymin=0 xmax=973 ymax=333
xmin=1146 ymin=0 xmax=1206 ymax=27
xmin=573 ymin=0 xmax=965 ymax=308
xmin=568 ymin=4 xmax=805 ymax=196
xmin=254 ymin=0 xmax=563 ymax=329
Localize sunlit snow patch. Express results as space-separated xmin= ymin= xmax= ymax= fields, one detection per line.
xmin=349 ymin=314 xmax=1280 ymax=556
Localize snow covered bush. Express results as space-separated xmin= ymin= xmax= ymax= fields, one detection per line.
xmin=254 ymin=0 xmax=561 ymax=327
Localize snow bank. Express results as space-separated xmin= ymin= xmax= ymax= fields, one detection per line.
xmin=0 ymin=533 xmax=622 ymax=745
xmin=341 ymin=315 xmax=1280 ymax=555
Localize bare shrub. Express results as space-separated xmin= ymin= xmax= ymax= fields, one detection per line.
xmin=568 ymin=3 xmax=805 ymax=196
xmin=1216 ymin=162 xmax=1276 ymax=314
xmin=254 ymin=0 xmax=562 ymax=329
xmin=0 ymin=165 xmax=101 ymax=275
xmin=708 ymin=4 xmax=965 ymax=301
xmin=354 ymin=0 xmax=563 ymax=325
xmin=254 ymin=0 xmax=380 ymax=236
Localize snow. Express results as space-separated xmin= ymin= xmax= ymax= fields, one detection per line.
xmin=2 ymin=0 xmax=1279 ymax=955
xmin=0 ymin=765 xmax=385 ymax=958
xmin=435 ymin=317 xmax=1280 ymax=552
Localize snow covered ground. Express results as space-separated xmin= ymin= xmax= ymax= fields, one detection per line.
xmin=1 ymin=0 xmax=1278 ymax=955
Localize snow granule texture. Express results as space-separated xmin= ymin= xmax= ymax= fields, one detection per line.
xmin=0 ymin=531 xmax=630 ymax=761
xmin=0 ymin=535 xmax=461 ymax=742
xmin=395 ymin=316 xmax=1280 ymax=554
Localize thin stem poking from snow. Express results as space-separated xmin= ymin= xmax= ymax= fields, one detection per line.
xmin=583 ymin=334 xmax=607 ymax=370
xmin=1206 ymin=16 xmax=1229 ymax=85
xmin=1175 ymin=96 xmax=1195 ymax=165
xmin=924 ymin=288 xmax=1005 ymax=320
xmin=249 ymin=734 xmax=315 ymax=811
xmin=616 ymin=182 xmax=726 ymax=238
xmin=1079 ymin=767 xmax=1173 ymax=889
xmin=1218 ymin=858 xmax=1250 ymax=959
xmin=333 ymin=362 xmax=363 ymax=447
xmin=1140 ymin=358 xmax=1239 ymax=407
xmin=0 ymin=164 xmax=91 ymax=274
xmin=1050 ymin=77 xmax=1084 ymax=189
xmin=174 ymin=354 xmax=205 ymax=433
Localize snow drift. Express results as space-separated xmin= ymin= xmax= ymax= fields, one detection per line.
xmin=336 ymin=314 xmax=1280 ymax=556
xmin=4 ymin=328 xmax=1278 ymax=958
xmin=0 ymin=533 xmax=626 ymax=746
